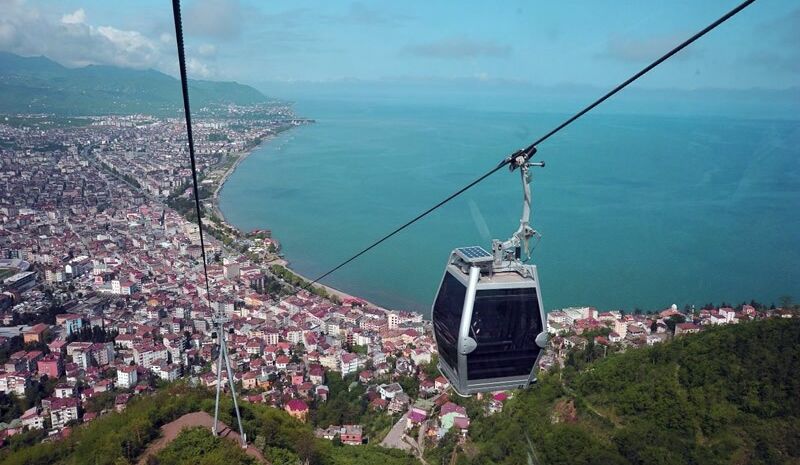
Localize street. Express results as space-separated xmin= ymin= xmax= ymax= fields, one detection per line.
xmin=380 ymin=412 xmax=413 ymax=451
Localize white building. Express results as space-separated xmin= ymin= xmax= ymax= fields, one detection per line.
xmin=153 ymin=363 xmax=180 ymax=382
xmin=223 ymin=259 xmax=240 ymax=279
xmin=0 ymin=374 xmax=28 ymax=396
xmin=20 ymin=409 xmax=45 ymax=430
xmin=320 ymin=354 xmax=339 ymax=371
xmin=45 ymin=268 xmax=65 ymax=283
xmin=410 ymin=349 xmax=432 ymax=365
xmin=378 ymin=383 xmax=404 ymax=400
xmin=387 ymin=313 xmax=399 ymax=330
xmin=133 ymin=344 xmax=169 ymax=368
xmin=54 ymin=384 xmax=75 ymax=398
xmin=72 ymin=348 xmax=91 ymax=369
xmin=117 ymin=366 xmax=138 ymax=388
xmin=340 ymin=353 xmax=360 ymax=376
xmin=49 ymin=398 xmax=79 ymax=429
xmin=286 ymin=328 xmax=303 ymax=344
xmin=264 ymin=330 xmax=279 ymax=346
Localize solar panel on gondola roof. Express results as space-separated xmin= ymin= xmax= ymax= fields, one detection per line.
xmin=455 ymin=246 xmax=493 ymax=264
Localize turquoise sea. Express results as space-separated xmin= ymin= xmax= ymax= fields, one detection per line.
xmin=220 ymin=90 xmax=800 ymax=315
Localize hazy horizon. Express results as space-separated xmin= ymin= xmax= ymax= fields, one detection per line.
xmin=1 ymin=1 xmax=798 ymax=91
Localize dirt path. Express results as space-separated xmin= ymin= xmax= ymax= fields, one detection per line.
xmin=137 ymin=411 xmax=268 ymax=464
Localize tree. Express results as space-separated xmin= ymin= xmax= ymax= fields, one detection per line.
xmin=422 ymin=355 xmax=440 ymax=380
xmin=462 ymin=319 xmax=800 ymax=465
xmin=397 ymin=376 xmax=419 ymax=398
xmin=665 ymin=314 xmax=686 ymax=332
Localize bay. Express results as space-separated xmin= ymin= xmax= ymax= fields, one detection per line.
xmin=219 ymin=94 xmax=800 ymax=315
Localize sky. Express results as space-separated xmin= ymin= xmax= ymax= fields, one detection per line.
xmin=0 ymin=0 xmax=798 ymax=90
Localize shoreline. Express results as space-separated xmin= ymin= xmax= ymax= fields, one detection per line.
xmin=209 ymin=138 xmax=266 ymax=224
xmin=208 ymin=125 xmax=392 ymax=311
xmin=277 ymin=262 xmax=390 ymax=311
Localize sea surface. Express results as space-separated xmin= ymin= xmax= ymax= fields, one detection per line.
xmin=219 ymin=93 xmax=800 ymax=316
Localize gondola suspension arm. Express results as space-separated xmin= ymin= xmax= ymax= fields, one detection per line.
xmin=493 ymin=155 xmax=545 ymax=268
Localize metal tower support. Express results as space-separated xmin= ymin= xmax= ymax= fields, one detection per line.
xmin=211 ymin=314 xmax=247 ymax=447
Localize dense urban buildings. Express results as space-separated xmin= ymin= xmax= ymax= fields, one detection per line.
xmin=0 ymin=111 xmax=795 ymax=455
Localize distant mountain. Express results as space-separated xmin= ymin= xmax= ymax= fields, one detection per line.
xmin=0 ymin=52 xmax=267 ymax=116
xmin=256 ymin=78 xmax=800 ymax=120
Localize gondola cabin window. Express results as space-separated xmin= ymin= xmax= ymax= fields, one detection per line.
xmin=467 ymin=287 xmax=542 ymax=379
xmin=432 ymin=272 xmax=466 ymax=371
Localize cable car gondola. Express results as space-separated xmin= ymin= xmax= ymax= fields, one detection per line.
xmin=432 ymin=155 xmax=548 ymax=395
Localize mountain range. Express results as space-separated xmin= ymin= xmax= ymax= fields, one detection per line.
xmin=0 ymin=52 xmax=267 ymax=116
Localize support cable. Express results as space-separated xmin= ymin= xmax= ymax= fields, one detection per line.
xmin=305 ymin=0 xmax=755 ymax=289
xmin=170 ymin=0 xmax=212 ymax=300
xmin=171 ymin=0 xmax=247 ymax=448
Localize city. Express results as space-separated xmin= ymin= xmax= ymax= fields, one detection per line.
xmin=0 ymin=0 xmax=798 ymax=462
xmin=0 ymin=110 xmax=795 ymax=459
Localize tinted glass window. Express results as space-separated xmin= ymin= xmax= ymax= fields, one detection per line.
xmin=432 ymin=272 xmax=466 ymax=371
xmin=467 ymin=287 xmax=542 ymax=380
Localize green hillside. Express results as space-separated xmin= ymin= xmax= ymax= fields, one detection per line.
xmin=153 ymin=427 xmax=258 ymax=465
xmin=0 ymin=383 xmax=416 ymax=465
xmin=461 ymin=318 xmax=800 ymax=465
xmin=0 ymin=52 xmax=267 ymax=116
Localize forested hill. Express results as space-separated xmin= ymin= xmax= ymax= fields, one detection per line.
xmin=0 ymin=383 xmax=417 ymax=465
xmin=462 ymin=318 xmax=800 ymax=465
xmin=0 ymin=52 xmax=267 ymax=116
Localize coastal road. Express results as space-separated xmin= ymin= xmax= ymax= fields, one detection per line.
xmin=380 ymin=412 xmax=413 ymax=451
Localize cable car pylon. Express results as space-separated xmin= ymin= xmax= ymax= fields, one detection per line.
xmin=211 ymin=310 xmax=247 ymax=447
xmin=170 ymin=0 xmax=247 ymax=447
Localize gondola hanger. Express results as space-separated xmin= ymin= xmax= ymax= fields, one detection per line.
xmin=432 ymin=154 xmax=548 ymax=395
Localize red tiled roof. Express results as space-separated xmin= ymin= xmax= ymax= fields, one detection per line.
xmin=286 ymin=399 xmax=308 ymax=412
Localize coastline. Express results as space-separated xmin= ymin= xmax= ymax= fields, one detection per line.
xmin=208 ymin=125 xmax=392 ymax=312
xmin=209 ymin=139 xmax=264 ymax=224
xmin=278 ymin=261 xmax=390 ymax=311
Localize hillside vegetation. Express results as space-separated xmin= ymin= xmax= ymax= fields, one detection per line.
xmin=462 ymin=318 xmax=800 ymax=465
xmin=0 ymin=52 xmax=267 ymax=116
xmin=0 ymin=383 xmax=416 ymax=465
xmin=151 ymin=427 xmax=257 ymax=465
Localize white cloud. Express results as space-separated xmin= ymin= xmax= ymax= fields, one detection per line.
xmin=61 ymin=8 xmax=86 ymax=25
xmin=187 ymin=57 xmax=211 ymax=78
xmin=197 ymin=43 xmax=216 ymax=57
xmin=0 ymin=0 xmax=216 ymax=77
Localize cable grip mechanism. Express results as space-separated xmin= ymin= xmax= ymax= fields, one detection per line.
xmin=507 ymin=146 xmax=542 ymax=171
xmin=493 ymin=156 xmax=545 ymax=266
